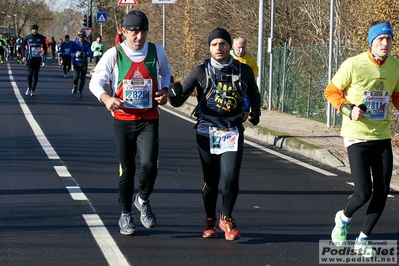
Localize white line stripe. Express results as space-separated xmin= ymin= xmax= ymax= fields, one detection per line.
xmin=66 ymin=186 xmax=88 ymax=201
xmin=161 ymin=106 xmax=337 ymax=176
xmin=346 ymin=182 xmax=394 ymax=198
xmin=8 ymin=65 xmax=128 ymax=265
xmin=245 ymin=139 xmax=337 ymax=176
xmin=82 ymin=214 xmax=130 ymax=266
xmin=8 ymin=65 xmax=60 ymax=160
xmin=54 ymin=166 xmax=72 ymax=177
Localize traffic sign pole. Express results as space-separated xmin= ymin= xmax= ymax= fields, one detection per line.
xmin=96 ymin=12 xmax=108 ymax=36
xmin=117 ymin=0 xmax=138 ymax=5
xmin=152 ymin=0 xmax=177 ymax=49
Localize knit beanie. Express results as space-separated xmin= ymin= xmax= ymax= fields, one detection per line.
xmin=208 ymin=28 xmax=232 ymax=47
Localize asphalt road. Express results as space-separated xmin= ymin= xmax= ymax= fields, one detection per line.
xmin=1 ymin=59 xmax=398 ymax=266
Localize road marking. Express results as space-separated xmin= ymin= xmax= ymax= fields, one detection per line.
xmin=161 ymin=106 xmax=337 ymax=176
xmin=245 ymin=139 xmax=337 ymax=176
xmin=66 ymin=186 xmax=89 ymax=201
xmin=54 ymin=166 xmax=72 ymax=177
xmin=83 ymin=214 xmax=130 ymax=266
xmin=8 ymin=65 xmax=59 ymax=160
xmin=9 ymin=65 xmax=130 ymax=266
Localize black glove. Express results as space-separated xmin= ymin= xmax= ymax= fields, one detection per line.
xmin=167 ymin=82 xmax=183 ymax=98
xmin=96 ymin=47 xmax=100 ymax=50
xmin=358 ymin=103 xmax=367 ymax=112
xmin=248 ymin=111 xmax=260 ymax=126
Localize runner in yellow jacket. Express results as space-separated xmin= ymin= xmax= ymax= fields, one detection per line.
xmin=324 ymin=20 xmax=399 ymax=257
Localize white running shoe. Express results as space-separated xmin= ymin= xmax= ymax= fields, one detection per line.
xmin=134 ymin=194 xmax=156 ymax=229
xmin=118 ymin=212 xmax=136 ymax=235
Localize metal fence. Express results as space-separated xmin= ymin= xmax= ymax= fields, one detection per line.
xmin=260 ymin=43 xmax=359 ymax=126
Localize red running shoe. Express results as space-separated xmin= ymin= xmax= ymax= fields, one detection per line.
xmin=202 ymin=217 xmax=217 ymax=238
xmin=219 ymin=215 xmax=241 ymax=240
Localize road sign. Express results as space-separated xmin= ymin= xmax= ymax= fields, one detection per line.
xmin=96 ymin=12 xmax=108 ymax=24
xmin=80 ymin=28 xmax=93 ymax=39
xmin=152 ymin=0 xmax=177 ymax=3
xmin=118 ymin=0 xmax=137 ymax=5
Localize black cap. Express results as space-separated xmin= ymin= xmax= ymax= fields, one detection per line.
xmin=78 ymin=30 xmax=86 ymax=37
xmin=123 ymin=10 xmax=149 ymax=31
xmin=65 ymin=34 xmax=70 ymax=38
xmin=31 ymin=24 xmax=38 ymax=30
xmin=208 ymin=28 xmax=232 ymax=47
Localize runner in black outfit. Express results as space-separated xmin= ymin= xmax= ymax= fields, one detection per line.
xmin=60 ymin=35 xmax=72 ymax=78
xmin=22 ymin=24 xmax=46 ymax=96
xmin=168 ymin=28 xmax=261 ymax=241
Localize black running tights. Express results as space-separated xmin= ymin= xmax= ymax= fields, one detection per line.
xmin=196 ymin=128 xmax=244 ymax=218
xmin=27 ymin=58 xmax=41 ymax=92
xmin=344 ymin=139 xmax=392 ymax=236
xmin=113 ymin=118 xmax=159 ymax=214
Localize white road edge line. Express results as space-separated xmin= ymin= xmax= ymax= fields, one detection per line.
xmin=245 ymin=139 xmax=337 ymax=176
xmin=9 ymin=65 xmax=130 ymax=266
xmin=8 ymin=64 xmax=59 ymax=160
xmin=83 ymin=214 xmax=130 ymax=266
xmin=161 ymin=106 xmax=337 ymax=176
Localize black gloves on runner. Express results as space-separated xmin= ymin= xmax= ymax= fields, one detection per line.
xmin=358 ymin=104 xmax=367 ymax=112
xmin=341 ymin=103 xmax=367 ymax=120
xmin=168 ymin=81 xmax=183 ymax=98
xmin=249 ymin=110 xmax=261 ymax=125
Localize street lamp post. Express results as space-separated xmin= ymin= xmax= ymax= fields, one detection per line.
xmin=0 ymin=12 xmax=16 ymax=37
xmin=0 ymin=11 xmax=12 ymax=27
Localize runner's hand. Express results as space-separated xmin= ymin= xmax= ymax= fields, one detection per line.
xmin=155 ymin=88 xmax=168 ymax=106
xmin=101 ymin=94 xmax=124 ymax=112
xmin=248 ymin=111 xmax=260 ymax=125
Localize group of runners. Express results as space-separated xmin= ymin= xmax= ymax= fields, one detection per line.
xmin=0 ymin=35 xmax=24 ymax=63
xmin=3 ymin=11 xmax=397 ymax=259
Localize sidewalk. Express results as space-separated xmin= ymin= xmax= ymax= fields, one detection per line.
xmin=164 ymin=96 xmax=399 ymax=191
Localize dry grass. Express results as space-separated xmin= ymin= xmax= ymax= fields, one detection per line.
xmin=392 ymin=137 xmax=399 ymax=148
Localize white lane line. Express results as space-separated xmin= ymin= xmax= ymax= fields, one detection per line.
xmin=66 ymin=186 xmax=88 ymax=201
xmin=9 ymin=65 xmax=129 ymax=266
xmin=346 ymin=182 xmax=394 ymax=198
xmin=83 ymin=214 xmax=130 ymax=266
xmin=8 ymin=64 xmax=60 ymax=160
xmin=54 ymin=166 xmax=72 ymax=177
xmin=161 ymin=106 xmax=337 ymax=176
xmin=245 ymin=139 xmax=337 ymax=176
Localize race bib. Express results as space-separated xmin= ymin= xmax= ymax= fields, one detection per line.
xmin=362 ymin=90 xmax=389 ymax=120
xmin=122 ymin=78 xmax=153 ymax=109
xmin=209 ymin=126 xmax=239 ymax=155
xmin=31 ymin=47 xmax=41 ymax=57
